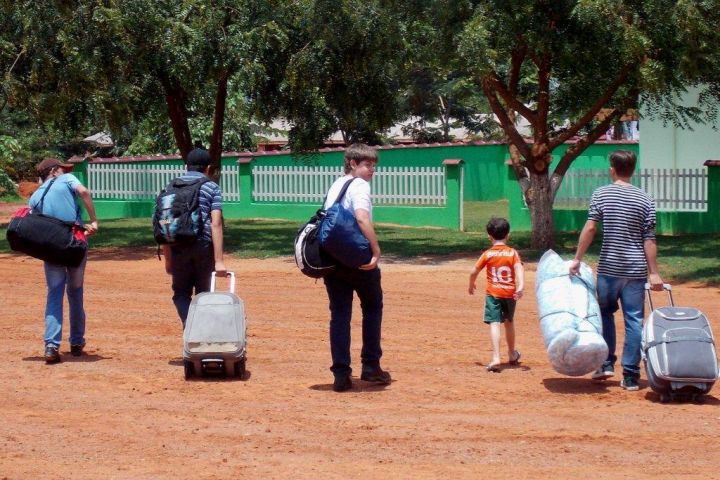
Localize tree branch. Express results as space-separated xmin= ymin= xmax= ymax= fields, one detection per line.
xmin=535 ymin=49 xmax=551 ymax=143
xmin=553 ymin=107 xmax=623 ymax=181
xmin=482 ymin=76 xmax=532 ymax=160
xmin=549 ymin=63 xmax=633 ymax=149
xmin=159 ymin=75 xmax=192 ymax=159
xmin=507 ymin=44 xmax=527 ymax=97
xmin=1 ymin=46 xmax=26 ymax=112
xmin=208 ymin=71 xmax=229 ymax=180
xmin=488 ymin=73 xmax=537 ymax=126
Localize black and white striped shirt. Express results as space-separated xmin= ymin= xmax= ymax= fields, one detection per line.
xmin=588 ymin=183 xmax=656 ymax=279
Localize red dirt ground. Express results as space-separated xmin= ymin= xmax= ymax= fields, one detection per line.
xmin=1 ymin=247 xmax=719 ymax=479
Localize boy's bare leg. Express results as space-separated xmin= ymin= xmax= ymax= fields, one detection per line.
xmin=505 ymin=320 xmax=516 ymax=358
xmin=489 ymin=322 xmax=501 ymax=367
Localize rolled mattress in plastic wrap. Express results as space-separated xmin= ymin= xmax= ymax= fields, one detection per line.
xmin=536 ymin=250 xmax=608 ymax=376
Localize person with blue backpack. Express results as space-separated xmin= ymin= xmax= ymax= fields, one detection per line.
xmin=157 ymin=147 xmax=226 ymax=328
xmin=321 ymin=143 xmax=391 ymax=392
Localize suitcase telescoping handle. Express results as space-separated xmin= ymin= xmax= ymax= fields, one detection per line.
xmin=644 ymin=282 xmax=673 ymax=311
xmin=210 ymin=271 xmax=236 ymax=293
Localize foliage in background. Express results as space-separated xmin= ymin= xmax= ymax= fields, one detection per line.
xmin=0 ymin=169 xmax=18 ymax=198
xmin=393 ymin=0 xmax=504 ymax=142
xmin=0 ymin=0 xmax=291 ymax=177
xmin=456 ymin=0 xmax=720 ymax=250
xmin=260 ymin=0 xmax=409 ymax=151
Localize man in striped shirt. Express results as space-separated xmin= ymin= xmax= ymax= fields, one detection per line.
xmin=570 ymin=150 xmax=663 ymax=391
xmin=163 ymin=147 xmax=227 ymax=327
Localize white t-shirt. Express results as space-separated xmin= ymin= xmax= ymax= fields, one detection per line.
xmin=323 ymin=174 xmax=372 ymax=220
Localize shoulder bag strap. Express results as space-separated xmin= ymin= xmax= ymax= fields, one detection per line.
xmin=35 ymin=178 xmax=57 ymax=214
xmin=332 ymin=177 xmax=357 ymax=206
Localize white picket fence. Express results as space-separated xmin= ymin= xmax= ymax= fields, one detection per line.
xmin=252 ymin=165 xmax=447 ymax=205
xmin=555 ymin=168 xmax=708 ymax=211
xmin=87 ymin=163 xmax=241 ymax=201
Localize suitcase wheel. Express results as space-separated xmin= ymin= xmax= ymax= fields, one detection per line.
xmin=183 ymin=360 xmax=195 ymax=380
xmin=226 ymin=358 xmax=246 ymax=378
xmin=660 ymin=391 xmax=706 ymax=403
xmin=234 ymin=358 xmax=246 ymax=379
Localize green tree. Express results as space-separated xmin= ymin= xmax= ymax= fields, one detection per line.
xmin=262 ymin=0 xmax=408 ymax=151
xmin=1 ymin=0 xmax=289 ymax=177
xmin=395 ymin=0 xmax=504 ymax=142
xmin=458 ymin=0 xmax=720 ymax=248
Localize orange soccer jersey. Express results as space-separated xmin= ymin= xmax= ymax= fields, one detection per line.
xmin=474 ymin=244 xmax=522 ymax=299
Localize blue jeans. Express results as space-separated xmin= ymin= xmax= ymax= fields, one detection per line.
xmin=170 ymin=241 xmax=214 ymax=326
xmin=597 ymin=274 xmax=645 ymax=377
xmin=43 ymin=254 xmax=87 ymax=347
xmin=324 ymin=266 xmax=383 ymax=378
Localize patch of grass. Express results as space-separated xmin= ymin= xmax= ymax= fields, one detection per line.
xmin=0 ymin=194 xmax=22 ymax=202
xmin=463 ymin=200 xmax=509 ymax=232
xmin=1 ymin=207 xmax=717 ymax=286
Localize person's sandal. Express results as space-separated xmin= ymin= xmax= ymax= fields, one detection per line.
xmin=509 ymin=350 xmax=522 ymax=365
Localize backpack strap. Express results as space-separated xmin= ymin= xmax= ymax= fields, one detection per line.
xmin=190 ymin=177 xmax=211 ymax=236
xmin=171 ymin=175 xmax=212 ymax=235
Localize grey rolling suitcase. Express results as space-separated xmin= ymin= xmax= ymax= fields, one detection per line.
xmin=183 ymin=272 xmax=247 ymax=379
xmin=642 ymin=283 xmax=718 ymax=402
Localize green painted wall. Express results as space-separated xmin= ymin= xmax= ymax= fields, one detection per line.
xmin=247 ymin=144 xmax=507 ymax=201
xmin=81 ymin=142 xmax=673 ymax=233
xmin=86 ymin=154 xmax=465 ymax=230
xmin=508 ymin=162 xmax=720 ymax=235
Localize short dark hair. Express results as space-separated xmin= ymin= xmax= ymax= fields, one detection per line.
xmin=186 ymin=147 xmax=211 ymax=172
xmin=610 ymin=150 xmax=637 ymax=177
xmin=486 ymin=217 xmax=510 ymax=240
xmin=343 ymin=143 xmax=378 ymax=174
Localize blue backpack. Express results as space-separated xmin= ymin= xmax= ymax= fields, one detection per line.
xmin=317 ymin=178 xmax=372 ymax=268
xmin=153 ymin=177 xmax=209 ymax=245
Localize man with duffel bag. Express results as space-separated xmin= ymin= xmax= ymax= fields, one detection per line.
xmin=27 ymin=158 xmax=98 ymax=363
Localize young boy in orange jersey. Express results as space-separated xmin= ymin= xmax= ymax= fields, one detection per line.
xmin=468 ymin=217 xmax=525 ymax=372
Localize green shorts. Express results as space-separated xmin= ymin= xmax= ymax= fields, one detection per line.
xmin=484 ymin=295 xmax=516 ymax=324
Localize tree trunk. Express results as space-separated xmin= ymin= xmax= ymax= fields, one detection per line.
xmin=527 ymin=169 xmax=555 ymax=250
xmin=160 ymin=77 xmax=192 ymax=160
xmin=208 ymin=73 xmax=229 ymax=182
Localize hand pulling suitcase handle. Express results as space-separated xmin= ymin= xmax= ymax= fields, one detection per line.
xmin=644 ymin=282 xmax=673 ymax=311
xmin=210 ymin=271 xmax=236 ymax=293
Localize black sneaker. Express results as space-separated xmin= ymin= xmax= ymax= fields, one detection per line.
xmin=70 ymin=343 xmax=85 ymax=357
xmin=44 ymin=344 xmax=61 ymax=364
xmin=591 ymin=362 xmax=614 ymax=381
xmin=333 ymin=375 xmax=353 ymax=392
xmin=360 ymin=368 xmax=392 ymax=384
xmin=621 ymin=375 xmax=640 ymax=391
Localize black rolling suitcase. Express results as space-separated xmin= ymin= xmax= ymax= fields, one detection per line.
xmin=182 ymin=272 xmax=247 ymax=379
xmin=642 ymin=283 xmax=718 ymax=402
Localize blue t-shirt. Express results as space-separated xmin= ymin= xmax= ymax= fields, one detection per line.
xmin=28 ymin=174 xmax=82 ymax=223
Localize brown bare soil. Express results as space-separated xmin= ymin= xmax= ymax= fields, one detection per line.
xmin=1 ymin=250 xmax=719 ymax=479
xmin=17 ymin=181 xmax=39 ymax=199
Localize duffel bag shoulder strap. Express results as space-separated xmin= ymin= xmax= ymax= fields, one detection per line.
xmin=32 ymin=178 xmax=57 ymax=214
xmin=32 ymin=178 xmax=82 ymax=225
xmin=329 ymin=177 xmax=357 ymax=207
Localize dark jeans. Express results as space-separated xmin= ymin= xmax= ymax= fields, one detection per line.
xmin=170 ymin=241 xmax=214 ymax=326
xmin=323 ymin=266 xmax=384 ymax=378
